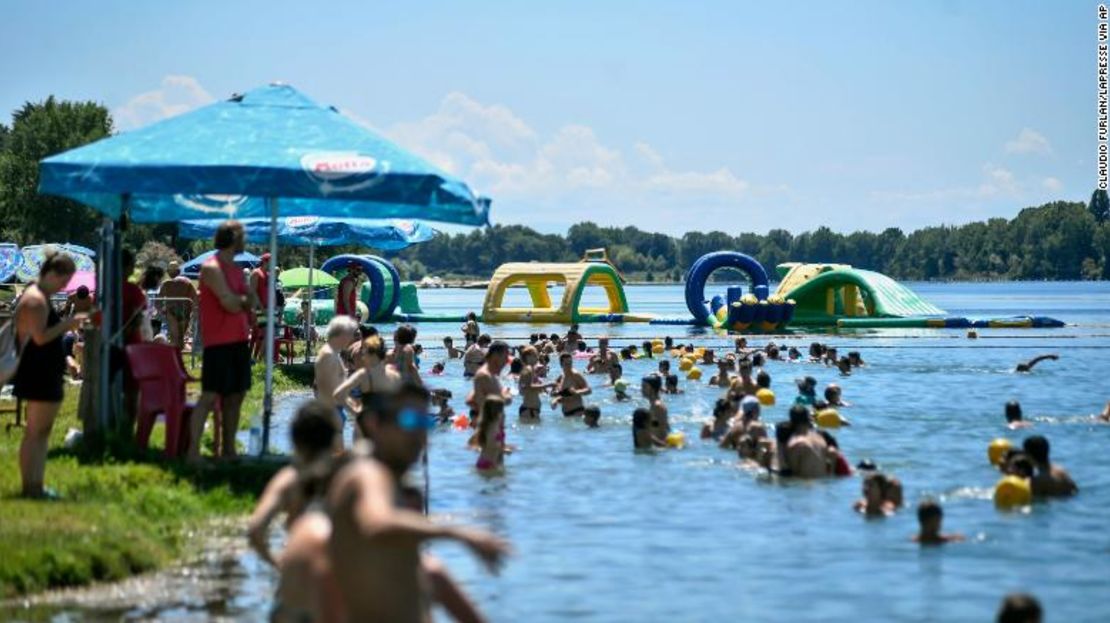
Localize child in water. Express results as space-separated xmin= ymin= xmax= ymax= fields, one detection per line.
xmin=641 ymin=374 xmax=670 ymax=438
xmin=664 ymin=374 xmax=683 ymax=395
xmin=912 ymin=499 xmax=964 ymax=545
xmin=583 ymin=406 xmax=601 ymax=428
xmin=475 ymin=397 xmax=508 ymax=472
xmin=632 ymin=407 xmax=666 ymax=449
xmin=853 ymin=472 xmax=899 ymax=517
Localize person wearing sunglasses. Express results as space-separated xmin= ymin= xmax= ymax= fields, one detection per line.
xmin=329 ymin=384 xmax=510 ymax=623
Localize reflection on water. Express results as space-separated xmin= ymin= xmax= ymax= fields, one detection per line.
xmin=6 ymin=283 xmax=1110 ymax=622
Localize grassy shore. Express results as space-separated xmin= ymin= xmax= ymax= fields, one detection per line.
xmin=0 ymin=362 xmax=304 ymax=598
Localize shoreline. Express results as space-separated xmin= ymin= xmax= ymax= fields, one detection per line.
xmin=0 ymin=365 xmax=301 ymax=599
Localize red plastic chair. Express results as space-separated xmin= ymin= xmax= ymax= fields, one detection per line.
xmin=128 ymin=343 xmax=188 ymax=457
xmin=274 ymin=325 xmax=296 ymax=365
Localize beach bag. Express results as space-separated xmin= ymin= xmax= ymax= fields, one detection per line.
xmin=0 ymin=320 xmax=23 ymax=386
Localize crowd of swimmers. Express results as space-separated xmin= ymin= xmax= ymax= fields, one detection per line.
xmin=239 ymin=313 xmax=1095 ymax=622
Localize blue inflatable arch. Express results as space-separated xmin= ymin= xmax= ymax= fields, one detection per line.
xmin=321 ymin=254 xmax=402 ymax=322
xmin=684 ymin=252 xmax=771 ymax=323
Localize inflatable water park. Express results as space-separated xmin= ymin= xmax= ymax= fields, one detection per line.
xmin=284 ymin=249 xmax=1065 ymax=331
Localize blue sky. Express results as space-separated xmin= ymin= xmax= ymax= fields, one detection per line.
xmin=0 ymin=1 xmax=1094 ymax=235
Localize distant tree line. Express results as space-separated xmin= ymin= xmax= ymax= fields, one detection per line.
xmin=3 ymin=96 xmax=1109 ymax=283
xmin=395 ymin=196 xmax=1110 ymax=282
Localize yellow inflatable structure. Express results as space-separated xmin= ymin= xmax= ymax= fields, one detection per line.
xmin=482 ymin=257 xmax=653 ymax=324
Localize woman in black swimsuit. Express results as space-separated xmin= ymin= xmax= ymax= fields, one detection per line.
xmin=14 ymin=252 xmax=80 ymax=498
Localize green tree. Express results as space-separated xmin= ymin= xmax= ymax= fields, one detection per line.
xmin=1089 ymin=189 xmax=1109 ymax=223
xmin=0 ymin=97 xmax=112 ymax=246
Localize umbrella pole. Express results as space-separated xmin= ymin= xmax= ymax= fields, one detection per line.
xmin=97 ymin=217 xmax=113 ymax=437
xmin=262 ymin=197 xmax=278 ymax=456
xmin=304 ymin=243 xmax=314 ymax=363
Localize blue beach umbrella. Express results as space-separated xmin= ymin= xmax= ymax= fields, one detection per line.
xmin=38 ymin=84 xmax=490 ymax=226
xmin=37 ymin=83 xmax=490 ymax=454
xmin=179 ymin=250 xmax=262 ymax=279
xmin=0 ymin=244 xmax=24 ymax=283
xmin=177 ymin=216 xmax=436 ymax=250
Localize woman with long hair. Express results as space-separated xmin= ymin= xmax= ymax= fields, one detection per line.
xmin=14 ymin=251 xmax=80 ymax=498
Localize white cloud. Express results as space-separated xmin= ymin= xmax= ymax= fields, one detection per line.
xmin=870 ymin=163 xmax=1032 ymax=204
xmin=384 ymin=92 xmax=756 ymax=225
xmin=1041 ymin=176 xmax=1063 ymax=192
xmin=113 ymin=75 xmax=215 ymax=131
xmin=1004 ymin=128 xmax=1052 ymax=155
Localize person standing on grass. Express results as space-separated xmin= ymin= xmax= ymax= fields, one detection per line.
xmin=187 ymin=220 xmax=257 ymax=462
xmin=158 ymin=261 xmax=197 ymax=351
xmin=14 ymin=252 xmax=81 ymax=499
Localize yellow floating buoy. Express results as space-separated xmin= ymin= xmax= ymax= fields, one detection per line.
xmin=988 ymin=438 xmax=1012 ymax=466
xmin=665 ymin=431 xmax=686 ymax=448
xmin=687 ymin=366 xmax=703 ymax=381
xmin=678 ymin=357 xmax=694 ymax=371
xmin=993 ymin=475 xmax=1032 ymax=508
xmin=652 ymin=343 xmax=665 ymax=354
xmin=756 ymin=388 xmax=775 ymax=406
xmin=815 ymin=408 xmax=847 ymax=428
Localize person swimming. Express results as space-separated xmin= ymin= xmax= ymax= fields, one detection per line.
xmin=824 ymin=383 xmax=850 ymax=407
xmin=853 ymin=472 xmax=899 ymax=517
xmin=1005 ymin=400 xmax=1032 ymax=429
xmin=710 ymin=360 xmax=732 ymax=389
xmin=794 ymin=376 xmax=818 ymax=406
xmin=1022 ymin=435 xmax=1078 ymax=497
xmin=583 ymin=405 xmax=601 ymax=428
xmin=996 ymin=593 xmax=1043 ymax=623
xmin=700 ymin=398 xmax=735 ymax=441
xmin=632 ymin=406 xmax=665 ymax=449
xmin=664 ymin=373 xmax=683 ymax=395
xmin=912 ymin=499 xmax=964 ymax=545
xmin=1015 ymin=354 xmax=1058 ymax=373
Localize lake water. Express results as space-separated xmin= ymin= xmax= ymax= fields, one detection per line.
xmin=9 ymin=282 xmax=1110 ymax=622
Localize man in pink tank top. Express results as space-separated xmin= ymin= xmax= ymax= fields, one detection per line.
xmin=187 ymin=220 xmax=258 ymax=462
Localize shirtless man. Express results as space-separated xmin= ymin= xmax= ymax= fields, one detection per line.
xmin=442 ymin=336 xmax=463 ymax=359
xmin=785 ymin=405 xmax=831 ymax=478
xmin=157 ymin=261 xmax=198 ymax=350
xmin=729 ymin=361 xmax=758 ymax=397
xmin=314 ymin=316 xmax=360 ymax=443
xmin=564 ymin=324 xmax=582 ymax=354
xmin=587 ymin=337 xmax=616 ymax=375
xmin=551 ymin=352 xmax=592 ymax=417
xmin=470 ymin=341 xmax=512 ymax=424
xmin=1022 ymin=435 xmax=1078 ymax=497
xmin=61 ymin=285 xmax=96 ymax=316
xmin=463 ymin=334 xmax=491 ymax=378
xmin=709 ymin=360 xmax=732 ymax=389
xmin=1015 ymin=354 xmax=1058 ymax=373
xmin=327 ymin=388 xmax=509 ymax=623
xmin=517 ymin=346 xmax=552 ymax=423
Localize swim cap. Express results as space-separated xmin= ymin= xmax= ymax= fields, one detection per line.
xmin=687 ymin=366 xmax=703 ymax=381
xmin=665 ymin=431 xmax=685 ymax=448
xmin=678 ymin=358 xmax=694 ymax=371
xmin=993 ymin=475 xmax=1032 ymax=509
xmin=756 ymin=388 xmax=776 ymax=406
xmin=613 ymin=378 xmax=629 ymax=394
xmin=987 ymin=438 xmax=1012 ymax=466
xmin=815 ymin=408 xmax=847 ymax=428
